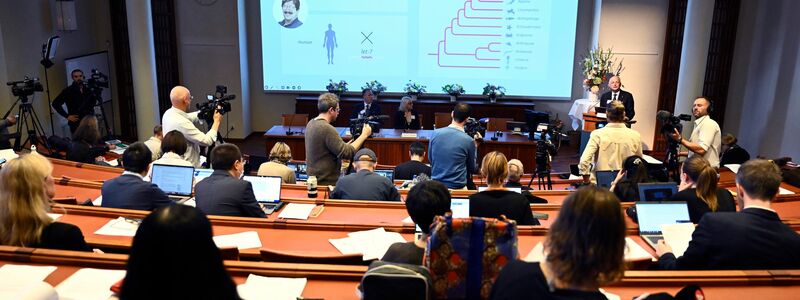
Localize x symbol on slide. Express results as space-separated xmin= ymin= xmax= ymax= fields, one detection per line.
xmin=361 ymin=32 xmax=373 ymax=44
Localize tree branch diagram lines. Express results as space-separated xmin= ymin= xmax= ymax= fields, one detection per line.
xmin=428 ymin=0 xmax=504 ymax=69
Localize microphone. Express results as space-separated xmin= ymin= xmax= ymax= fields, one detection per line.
xmin=286 ymin=114 xmax=296 ymax=135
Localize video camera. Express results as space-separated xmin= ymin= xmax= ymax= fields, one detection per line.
xmin=657 ymin=110 xmax=692 ymax=136
xmin=464 ymin=117 xmax=485 ymax=141
xmin=534 ymin=123 xmax=557 ymax=173
xmin=6 ymin=77 xmax=43 ymax=100
xmin=87 ymin=69 xmax=109 ymax=89
xmin=196 ymin=85 xmax=236 ymax=124
xmin=349 ymin=114 xmax=387 ymax=139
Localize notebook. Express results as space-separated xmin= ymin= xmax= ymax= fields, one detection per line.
xmin=636 ymin=201 xmax=691 ymax=249
xmin=638 ymin=182 xmax=679 ymax=202
xmin=242 ymin=175 xmax=283 ymax=215
xmin=150 ymin=164 xmax=195 ymax=200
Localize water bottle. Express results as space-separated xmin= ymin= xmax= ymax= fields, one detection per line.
xmin=307 ymin=175 xmax=318 ymax=198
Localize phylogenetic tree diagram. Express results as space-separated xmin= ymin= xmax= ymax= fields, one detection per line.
xmin=428 ymin=0 xmax=504 ymax=69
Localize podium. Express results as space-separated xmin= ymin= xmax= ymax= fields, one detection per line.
xmin=582 ymin=112 xmax=607 ymax=132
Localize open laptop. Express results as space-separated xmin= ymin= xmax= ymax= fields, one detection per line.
xmin=150 ymin=164 xmax=195 ymax=201
xmin=243 ymin=175 xmax=283 ymax=215
xmin=636 ymin=201 xmax=691 ymax=249
xmin=478 ymin=186 xmax=522 ymax=194
xmin=374 ymin=169 xmax=395 ymax=181
xmin=287 ymin=162 xmax=308 ymax=181
xmin=638 ymin=182 xmax=679 ymax=202
xmin=193 ymin=168 xmax=213 ymax=185
xmin=595 ymin=170 xmax=618 ymax=189
xmin=450 ymin=198 xmax=470 ymax=218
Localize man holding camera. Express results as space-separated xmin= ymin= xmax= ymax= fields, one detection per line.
xmin=162 ymin=85 xmax=222 ymax=167
xmin=669 ymin=97 xmax=721 ymax=168
xmin=52 ymin=69 xmax=94 ymax=134
xmin=429 ymin=102 xmax=479 ymax=189
xmin=306 ymin=92 xmax=371 ymax=186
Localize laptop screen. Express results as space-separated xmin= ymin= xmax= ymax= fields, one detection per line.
xmin=478 ymin=186 xmax=522 ymax=193
xmin=638 ymin=182 xmax=679 ymax=202
xmin=193 ymin=169 xmax=213 ymax=184
xmin=374 ymin=169 xmax=395 ymax=181
xmin=287 ymin=162 xmax=308 ymax=181
xmin=636 ymin=202 xmax=691 ymax=235
xmin=450 ymin=198 xmax=470 ymax=218
xmin=151 ymin=164 xmax=195 ymax=196
xmin=595 ymin=170 xmax=617 ymax=189
xmin=243 ymin=175 xmax=282 ymax=203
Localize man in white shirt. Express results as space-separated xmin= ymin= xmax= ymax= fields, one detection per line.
xmin=162 ymin=86 xmax=223 ymax=167
xmin=143 ymin=125 xmax=163 ymax=162
xmin=669 ymin=97 xmax=721 ymax=168
xmin=579 ymin=100 xmax=643 ymax=183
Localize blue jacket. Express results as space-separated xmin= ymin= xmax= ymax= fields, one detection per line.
xmin=195 ymin=170 xmax=266 ymax=218
xmin=101 ymin=174 xmax=174 ymax=210
xmin=429 ymin=126 xmax=477 ymax=189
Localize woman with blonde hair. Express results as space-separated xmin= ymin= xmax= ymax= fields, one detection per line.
xmin=257 ymin=142 xmax=296 ymax=183
xmin=394 ymin=96 xmax=420 ymax=130
xmin=468 ymin=151 xmax=537 ymax=225
xmin=0 ymin=153 xmax=91 ymax=251
xmin=670 ymin=155 xmax=735 ymax=223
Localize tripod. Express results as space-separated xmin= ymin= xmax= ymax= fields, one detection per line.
xmin=5 ymin=96 xmax=52 ymax=153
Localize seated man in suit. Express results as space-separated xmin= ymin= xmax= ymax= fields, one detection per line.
xmin=195 ymin=144 xmax=266 ymax=218
xmin=599 ymin=76 xmax=635 ymax=122
xmin=331 ymin=148 xmax=401 ymax=201
xmin=656 ymin=159 xmax=800 ymax=270
xmin=351 ymin=88 xmax=381 ymax=119
xmin=101 ymin=142 xmax=174 ymax=210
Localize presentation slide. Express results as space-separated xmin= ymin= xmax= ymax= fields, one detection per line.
xmin=261 ymin=0 xmax=579 ymax=98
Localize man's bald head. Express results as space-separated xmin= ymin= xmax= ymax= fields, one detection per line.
xmin=608 ymin=76 xmax=621 ymax=91
xmin=170 ymin=86 xmax=191 ymax=111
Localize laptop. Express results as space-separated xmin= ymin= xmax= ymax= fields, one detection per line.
xmin=450 ymin=198 xmax=470 ymax=218
xmin=595 ymin=170 xmax=618 ymax=189
xmin=287 ymin=162 xmax=308 ymax=181
xmin=478 ymin=186 xmax=522 ymax=193
xmin=193 ymin=168 xmax=213 ymax=185
xmin=374 ymin=169 xmax=395 ymax=181
xmin=638 ymin=182 xmax=679 ymax=202
xmin=150 ymin=164 xmax=195 ymax=201
xmin=243 ymin=175 xmax=283 ymax=215
xmin=636 ymin=201 xmax=692 ymax=249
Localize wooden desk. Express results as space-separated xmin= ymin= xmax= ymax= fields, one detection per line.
xmin=264 ymin=125 xmax=539 ymax=170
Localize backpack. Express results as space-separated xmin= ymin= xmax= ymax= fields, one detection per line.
xmin=360 ymin=261 xmax=431 ymax=300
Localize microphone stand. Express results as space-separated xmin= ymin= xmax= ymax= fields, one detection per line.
xmin=285 ymin=113 xmax=296 ymax=135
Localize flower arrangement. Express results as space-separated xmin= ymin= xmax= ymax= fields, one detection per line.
xmin=482 ymin=83 xmax=506 ymax=99
xmin=404 ymin=81 xmax=427 ymax=95
xmin=442 ymin=84 xmax=465 ymax=96
xmin=326 ymin=79 xmax=348 ymax=94
xmin=580 ymin=47 xmax=624 ymax=93
xmin=361 ymin=80 xmax=386 ymax=95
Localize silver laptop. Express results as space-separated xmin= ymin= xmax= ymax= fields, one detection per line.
xmin=636 ymin=201 xmax=692 ymax=249
xmin=415 ymin=198 xmax=470 ymax=233
xmin=243 ymin=175 xmax=283 ymax=215
xmin=150 ymin=164 xmax=195 ymax=201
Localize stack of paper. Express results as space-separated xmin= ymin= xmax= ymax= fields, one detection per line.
xmin=213 ymin=231 xmax=262 ymax=250
xmin=277 ymin=203 xmax=316 ymax=220
xmin=724 ymin=164 xmax=741 ymax=174
xmin=237 ymin=274 xmax=307 ymax=300
xmin=661 ymin=223 xmax=696 ymax=257
xmin=55 ymin=268 xmax=126 ymax=300
xmin=329 ymin=228 xmax=408 ymax=260
xmin=524 ymin=238 xmax=654 ymax=262
xmin=94 ymin=217 xmax=139 ymax=237
xmin=0 ymin=264 xmax=58 ymax=299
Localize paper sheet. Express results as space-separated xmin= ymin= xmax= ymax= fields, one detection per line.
xmin=47 ymin=213 xmax=62 ymax=221
xmin=330 ymin=228 xmax=409 ymax=260
xmin=329 ymin=237 xmax=363 ymax=255
xmin=779 ymin=187 xmax=795 ymax=195
xmin=624 ymin=237 xmax=656 ymax=261
xmin=94 ymin=217 xmax=139 ymax=237
xmin=362 ymin=231 xmax=407 ymax=261
xmin=0 ymin=149 xmax=19 ymax=162
xmin=277 ymin=203 xmax=316 ymax=220
xmin=724 ymin=164 xmax=741 ymax=174
xmin=213 ymin=231 xmax=262 ymax=250
xmin=661 ymin=223 xmax=696 ymax=257
xmin=642 ymin=154 xmax=663 ymax=165
xmin=55 ymin=268 xmax=126 ymax=300
xmin=523 ymin=242 xmax=546 ymax=262
xmin=237 ymin=274 xmax=306 ymax=300
xmin=0 ymin=264 xmax=57 ymax=286
xmin=401 ymin=216 xmax=413 ymax=224
xmin=0 ymin=281 xmax=57 ymax=300
xmin=92 ymin=196 xmax=103 ymax=206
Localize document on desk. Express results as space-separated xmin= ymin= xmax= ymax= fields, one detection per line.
xmin=725 ymin=164 xmax=741 ymax=174
xmin=642 ymin=154 xmax=663 ymax=165
xmin=55 ymin=268 xmax=126 ymax=300
xmin=0 ymin=264 xmax=57 ymax=287
xmin=779 ymin=187 xmax=795 ymax=195
xmin=523 ymin=242 xmax=546 ymax=262
xmin=47 ymin=213 xmax=62 ymax=221
xmin=401 ymin=216 xmax=413 ymax=224
xmin=94 ymin=217 xmax=139 ymax=237
xmin=277 ymin=203 xmax=316 ymax=220
xmin=330 ymin=228 xmax=408 ymax=260
xmin=213 ymin=231 xmax=262 ymax=250
xmin=625 ymin=237 xmax=656 ymax=261
xmin=661 ymin=223 xmax=695 ymax=257
xmin=92 ymin=195 xmax=103 ymax=206
xmin=0 ymin=149 xmax=19 ymax=162
xmin=237 ymin=274 xmax=306 ymax=300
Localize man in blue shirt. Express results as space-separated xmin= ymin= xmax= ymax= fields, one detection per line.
xmin=429 ymin=103 xmax=478 ymax=189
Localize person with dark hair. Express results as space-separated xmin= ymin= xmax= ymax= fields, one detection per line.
xmin=670 ymin=97 xmax=721 ymax=168
xmin=143 ymin=125 xmax=163 ymax=162
xmin=331 ymin=148 xmax=401 ymax=201
xmin=429 ymin=102 xmax=478 ymax=189
xmin=278 ymin=0 xmax=302 ymax=28
xmin=120 ymin=205 xmax=240 ymax=299
xmin=102 ymin=142 xmax=174 ymax=210
xmin=394 ymin=96 xmax=420 ymax=130
xmin=669 ymin=156 xmax=735 ymax=223
xmin=609 ymin=155 xmax=654 ymax=201
xmin=579 ymin=100 xmax=643 ymax=183
xmin=195 ymin=144 xmax=265 ymax=218
xmin=67 ymin=115 xmax=113 ymax=164
xmin=490 ymin=187 xmax=627 ymax=299
xmin=382 ymin=180 xmax=451 ymax=265
xmin=306 ymin=93 xmax=371 ymax=185
xmin=469 ymin=151 xmax=538 ymax=225
xmin=657 ymin=159 xmax=800 ymax=270
xmin=351 ymin=88 xmax=381 ymax=119
xmin=394 ymin=141 xmax=431 ymax=180
xmin=720 ymin=133 xmax=750 ymax=166
xmin=152 ymin=130 xmax=192 ymax=167
xmin=53 ymin=69 xmax=94 ymax=133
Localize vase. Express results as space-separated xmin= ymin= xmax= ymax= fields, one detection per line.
xmin=489 ymin=95 xmax=497 ymax=103
xmin=587 ymin=90 xmax=599 ymax=103
xmin=449 ymin=95 xmax=457 ymax=102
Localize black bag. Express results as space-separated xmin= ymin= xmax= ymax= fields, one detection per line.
xmin=360 ymin=261 xmax=431 ymax=300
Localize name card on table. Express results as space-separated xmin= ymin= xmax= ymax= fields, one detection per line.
xmin=401 ymin=133 xmax=418 ymax=138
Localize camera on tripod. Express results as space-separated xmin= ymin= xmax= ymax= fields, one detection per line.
xmin=6 ymin=77 xmax=43 ymax=99
xmin=86 ymin=69 xmax=109 ymax=90
xmin=534 ymin=124 xmax=557 ymax=172
xmin=196 ymin=85 xmax=236 ymax=124
xmin=657 ymin=110 xmax=692 ymax=137
xmin=349 ymin=115 xmax=387 ymax=139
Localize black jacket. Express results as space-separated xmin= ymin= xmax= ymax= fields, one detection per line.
xmin=101 ymin=174 xmax=174 ymax=211
xmin=351 ymin=102 xmax=382 ymax=119
xmin=600 ymin=89 xmax=635 ymax=120
xmin=195 ymin=170 xmax=266 ymax=218
xmin=669 ymin=188 xmax=736 ymax=223
xmin=394 ymin=110 xmax=421 ymax=130
xmin=469 ymin=190 xmax=539 ymax=225
xmin=34 ymin=222 xmax=92 ymax=252
xmin=52 ymin=83 xmax=95 ymax=119
xmin=331 ymin=169 xmax=401 ymax=201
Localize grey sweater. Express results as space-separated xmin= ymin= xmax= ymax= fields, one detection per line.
xmin=305 ymin=118 xmax=355 ymax=185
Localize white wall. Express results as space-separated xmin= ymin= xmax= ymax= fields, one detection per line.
xmin=725 ymin=0 xmax=800 ymax=160
xmin=598 ymin=0 xmax=669 ymax=149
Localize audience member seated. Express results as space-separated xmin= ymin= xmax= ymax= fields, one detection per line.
xmin=490 ymin=187 xmax=626 ymax=299
xmin=153 ymin=130 xmax=193 ymax=167
xmin=393 ymin=141 xmax=431 ymax=180
xmin=143 ymin=124 xmax=163 ymax=162
xmin=670 ymin=156 xmax=735 ymax=223
xmin=394 ymin=96 xmax=420 ymax=130
xmin=657 ymin=159 xmax=800 ymax=270
xmin=195 ymin=144 xmax=266 ymax=218
xmin=120 ymin=205 xmax=239 ymax=299
xmin=0 ymin=153 xmax=92 ymax=252
xmin=720 ymin=133 xmax=750 ymax=166
xmin=331 ymin=148 xmax=401 ymax=201
xmin=469 ymin=151 xmax=538 ymax=225
xmin=610 ymin=155 xmax=654 ymax=202
xmin=101 ymin=142 xmax=174 ymax=210
xmin=382 ymin=180 xmax=451 ymax=265
xmin=773 ymin=157 xmax=800 ymax=188
xmin=257 ymin=141 xmax=296 ymax=184
xmin=66 ymin=115 xmax=113 ymax=164
xmin=504 ymin=159 xmax=530 ymax=191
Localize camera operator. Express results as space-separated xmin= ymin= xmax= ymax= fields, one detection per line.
xmin=52 ymin=69 xmax=94 ymax=134
xmin=0 ymin=115 xmax=17 ymax=149
xmin=429 ymin=102 xmax=480 ymax=189
xmin=669 ymin=97 xmax=721 ymax=168
xmin=162 ymin=86 xmax=222 ymax=168
xmin=306 ymin=92 xmax=371 ymax=186
xmin=579 ymin=101 xmax=643 ymax=183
